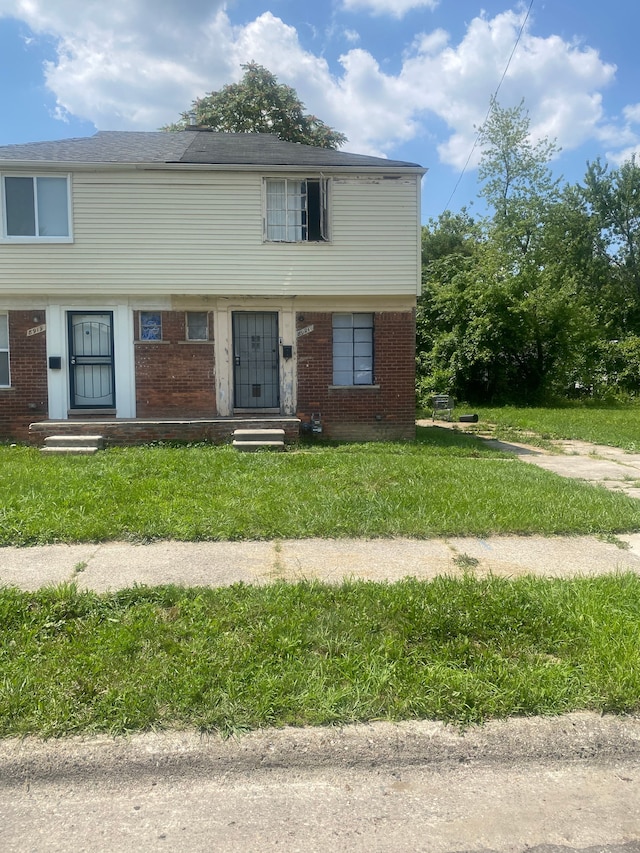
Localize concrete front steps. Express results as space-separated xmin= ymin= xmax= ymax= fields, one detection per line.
xmin=40 ymin=435 xmax=105 ymax=455
xmin=29 ymin=417 xmax=301 ymax=446
xmin=232 ymin=428 xmax=285 ymax=452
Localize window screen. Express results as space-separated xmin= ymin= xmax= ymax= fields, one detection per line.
xmin=265 ymin=178 xmax=327 ymax=242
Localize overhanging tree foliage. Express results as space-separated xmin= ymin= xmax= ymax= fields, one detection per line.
xmin=164 ymin=62 xmax=347 ymax=149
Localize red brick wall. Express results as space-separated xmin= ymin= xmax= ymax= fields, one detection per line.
xmin=4 ymin=307 xmax=415 ymax=443
xmin=296 ymin=310 xmax=416 ymax=441
xmin=134 ymin=311 xmax=216 ymax=417
xmin=0 ymin=311 xmax=48 ymax=441
xmin=29 ymin=417 xmax=301 ymax=446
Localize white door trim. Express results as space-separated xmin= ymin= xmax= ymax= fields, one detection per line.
xmin=45 ymin=302 xmax=135 ymax=419
xmin=213 ymin=300 xmax=296 ymax=417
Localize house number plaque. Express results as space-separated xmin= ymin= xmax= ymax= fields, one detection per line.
xmin=27 ymin=324 xmax=46 ymax=337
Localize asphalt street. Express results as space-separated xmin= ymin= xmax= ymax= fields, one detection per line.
xmin=2 ymin=714 xmax=640 ymax=852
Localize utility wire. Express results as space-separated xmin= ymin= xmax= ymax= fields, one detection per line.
xmin=441 ymin=0 xmax=534 ymax=214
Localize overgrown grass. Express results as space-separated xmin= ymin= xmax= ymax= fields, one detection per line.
xmin=2 ymin=575 xmax=639 ymax=736
xmin=468 ymin=404 xmax=640 ymax=452
xmin=2 ymin=428 xmax=640 ymax=544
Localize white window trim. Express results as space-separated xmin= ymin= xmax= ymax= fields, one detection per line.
xmin=185 ymin=311 xmax=209 ymax=341
xmin=1 ymin=173 xmax=73 ymax=243
xmin=263 ymin=176 xmax=330 ymax=243
xmin=139 ymin=311 xmax=163 ymax=342
xmin=0 ymin=313 xmax=10 ymax=388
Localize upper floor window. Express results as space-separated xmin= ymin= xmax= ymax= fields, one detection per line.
xmin=0 ymin=314 xmax=9 ymax=387
xmin=2 ymin=176 xmax=71 ymax=240
xmin=265 ymin=178 xmax=328 ymax=242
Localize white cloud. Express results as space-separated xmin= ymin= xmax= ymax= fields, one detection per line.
xmin=330 ymin=9 xmax=616 ymax=163
xmin=0 ymin=2 xmax=622 ymax=170
xmin=0 ymin=0 xmax=221 ymax=39
xmin=397 ymin=10 xmax=616 ymax=168
xmin=341 ymin=0 xmax=438 ymax=17
xmin=0 ymin=0 xmax=236 ymax=129
xmin=410 ymin=28 xmax=449 ymax=55
xmin=601 ymin=104 xmax=640 ymax=166
xmin=623 ymin=104 xmax=640 ymax=124
xmin=607 ymin=144 xmax=640 ymax=166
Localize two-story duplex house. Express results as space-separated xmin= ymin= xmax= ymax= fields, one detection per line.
xmin=0 ymin=130 xmax=425 ymax=444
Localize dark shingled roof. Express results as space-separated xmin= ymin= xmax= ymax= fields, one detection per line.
xmin=0 ymin=130 xmax=423 ymax=170
xmin=0 ymin=132 xmax=191 ymax=163
xmin=179 ymin=132 xmax=422 ymax=167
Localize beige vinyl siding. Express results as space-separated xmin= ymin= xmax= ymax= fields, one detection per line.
xmin=0 ymin=169 xmax=421 ymax=298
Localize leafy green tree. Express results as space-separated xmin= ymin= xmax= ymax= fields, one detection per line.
xmin=418 ymin=99 xmax=597 ymax=404
xmin=595 ymin=335 xmax=640 ymax=397
xmin=544 ymin=184 xmax=607 ymax=296
xmin=581 ymin=156 xmax=640 ymax=334
xmin=417 ymin=211 xmax=480 ymax=397
xmin=419 ymin=236 xmax=595 ymax=403
xmin=477 ymin=97 xmax=561 ymax=257
xmin=164 ymin=62 xmax=346 ymax=149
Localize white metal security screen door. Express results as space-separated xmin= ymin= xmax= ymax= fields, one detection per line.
xmin=232 ymin=312 xmax=279 ymax=409
xmin=68 ymin=312 xmax=115 ymax=408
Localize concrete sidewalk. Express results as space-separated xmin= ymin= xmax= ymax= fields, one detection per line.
xmin=421 ymin=419 xmax=640 ymax=500
xmin=2 ymin=534 xmax=640 ymax=591
xmin=487 ymin=436 xmax=640 ymax=500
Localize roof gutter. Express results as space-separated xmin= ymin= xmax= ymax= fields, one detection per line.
xmin=0 ymin=160 xmax=427 ymax=176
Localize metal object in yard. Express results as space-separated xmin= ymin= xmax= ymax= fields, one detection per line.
xmin=432 ymin=395 xmax=454 ymax=421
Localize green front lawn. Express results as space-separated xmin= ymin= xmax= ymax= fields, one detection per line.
xmin=2 ymin=426 xmax=640 ymax=544
xmin=3 ymin=424 xmax=640 ymax=738
xmin=469 ymin=403 xmax=640 ymax=452
xmin=2 ymin=575 xmax=639 ymax=736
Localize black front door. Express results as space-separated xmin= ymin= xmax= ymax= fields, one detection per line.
xmin=232 ymin=312 xmax=279 ymax=409
xmin=68 ymin=312 xmax=115 ymax=408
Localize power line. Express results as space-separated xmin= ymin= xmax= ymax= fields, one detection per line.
xmin=441 ymin=0 xmax=534 ymax=214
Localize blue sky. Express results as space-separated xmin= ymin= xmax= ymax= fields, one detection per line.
xmin=0 ymin=0 xmax=637 ymax=221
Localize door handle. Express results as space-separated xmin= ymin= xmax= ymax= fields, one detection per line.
xmin=70 ymin=356 xmax=76 ymax=365
xmin=235 ymin=355 xmax=241 ymax=366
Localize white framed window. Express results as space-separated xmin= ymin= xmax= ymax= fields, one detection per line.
xmin=186 ymin=311 xmax=208 ymax=341
xmin=333 ymin=313 xmax=374 ymax=386
xmin=265 ymin=177 xmax=328 ymax=242
xmin=140 ymin=312 xmax=162 ymax=341
xmin=0 ymin=314 xmax=9 ymax=387
xmin=2 ymin=175 xmax=71 ymax=240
